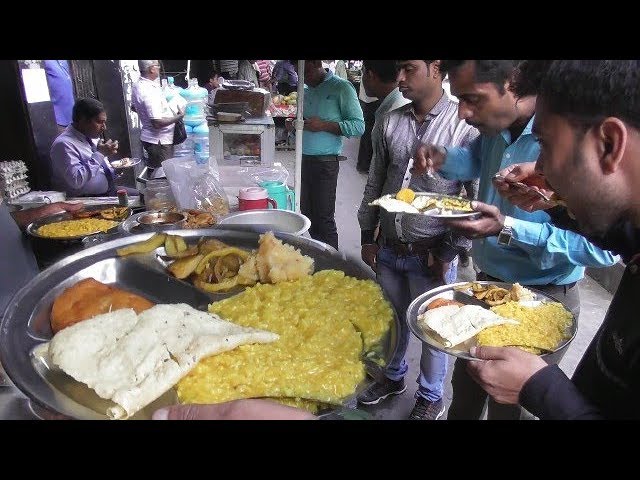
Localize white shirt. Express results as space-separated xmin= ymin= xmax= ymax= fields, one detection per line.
xmin=131 ymin=77 xmax=174 ymax=145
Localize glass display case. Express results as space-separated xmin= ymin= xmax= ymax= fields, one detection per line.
xmin=209 ymin=116 xmax=275 ymax=167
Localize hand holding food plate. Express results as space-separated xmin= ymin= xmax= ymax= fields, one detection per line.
xmin=406 ymin=281 xmax=577 ymax=361
xmin=370 ymin=188 xmax=481 ymax=219
xmin=109 ymin=157 xmax=141 ymax=169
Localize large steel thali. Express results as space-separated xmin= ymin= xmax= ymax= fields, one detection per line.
xmin=0 ymin=229 xmax=400 ymax=419
xmin=406 ymin=281 xmax=578 ymax=363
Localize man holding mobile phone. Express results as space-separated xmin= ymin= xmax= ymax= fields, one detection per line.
xmin=287 ymin=60 xmax=364 ymax=250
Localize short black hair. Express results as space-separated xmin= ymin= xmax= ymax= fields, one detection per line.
xmin=440 ymin=60 xmax=520 ymax=94
xmin=540 ymin=60 xmax=640 ymax=130
xmin=209 ymin=68 xmax=220 ymax=78
xmin=397 ymin=60 xmax=437 ymax=67
xmin=72 ymin=98 xmax=105 ymax=123
xmin=363 ymin=60 xmax=399 ymax=83
xmin=508 ymin=60 xmax=554 ymax=98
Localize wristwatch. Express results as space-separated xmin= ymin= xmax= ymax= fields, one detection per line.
xmin=497 ymin=216 xmax=515 ymax=246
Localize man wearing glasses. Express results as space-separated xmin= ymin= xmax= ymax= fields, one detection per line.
xmin=131 ymin=60 xmax=185 ymax=169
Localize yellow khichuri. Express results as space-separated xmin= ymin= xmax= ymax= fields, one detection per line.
xmin=37 ymin=218 xmax=119 ymax=238
xmin=176 ymin=270 xmax=394 ymax=409
xmin=478 ymin=301 xmax=573 ymax=354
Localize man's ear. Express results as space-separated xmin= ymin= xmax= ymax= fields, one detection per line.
xmin=598 ymin=117 xmax=627 ymax=174
xmin=431 ymin=60 xmax=441 ymax=78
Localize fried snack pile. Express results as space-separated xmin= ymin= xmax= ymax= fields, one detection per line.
xmin=50 ymin=278 xmax=154 ymax=333
xmin=182 ymin=209 xmax=216 ymax=229
xmin=172 ymin=231 xmax=314 ymax=293
xmin=72 ymin=206 xmax=129 ymax=221
xmin=454 ymin=282 xmax=535 ymax=306
xmin=254 ymin=231 xmax=315 ymax=283
xmin=176 ymin=270 xmax=394 ymax=411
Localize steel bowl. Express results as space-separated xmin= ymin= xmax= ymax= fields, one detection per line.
xmin=136 ymin=211 xmax=186 ymax=232
xmin=217 ymin=209 xmax=310 ymax=236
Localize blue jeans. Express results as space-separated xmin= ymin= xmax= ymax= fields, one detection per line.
xmin=376 ymin=246 xmax=458 ymax=402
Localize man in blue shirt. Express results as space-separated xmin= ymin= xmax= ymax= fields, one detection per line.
xmin=44 ymin=60 xmax=74 ymax=133
xmin=272 ymin=60 xmax=298 ymax=96
xmin=413 ymin=59 xmax=618 ymax=420
xmin=288 ymin=60 xmax=364 ymax=250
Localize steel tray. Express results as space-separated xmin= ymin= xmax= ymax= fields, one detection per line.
xmin=26 ymin=204 xmax=132 ymax=241
xmin=0 ymin=229 xmax=399 ymax=419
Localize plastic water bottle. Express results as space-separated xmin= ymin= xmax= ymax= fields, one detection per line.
xmin=192 ymin=123 xmax=209 ymax=164
xmin=167 ymin=76 xmax=185 ymax=100
xmin=180 ymin=78 xmax=208 ymax=128
xmin=162 ymin=78 xmax=174 ymax=102
xmin=174 ymin=125 xmax=194 ymax=157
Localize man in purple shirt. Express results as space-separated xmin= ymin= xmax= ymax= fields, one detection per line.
xmin=50 ymin=98 xmax=125 ymax=197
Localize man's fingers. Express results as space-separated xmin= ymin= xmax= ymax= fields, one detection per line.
xmin=469 ymin=345 xmax=512 ymax=361
xmin=153 ymin=404 xmax=226 ymax=420
xmin=505 ymin=166 xmax=527 ymax=182
xmin=470 ymin=201 xmax=498 ymax=216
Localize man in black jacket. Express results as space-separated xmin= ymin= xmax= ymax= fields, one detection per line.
xmin=467 ymin=60 xmax=640 ymax=419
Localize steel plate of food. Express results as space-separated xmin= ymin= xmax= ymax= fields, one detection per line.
xmin=370 ymin=188 xmax=480 ymax=219
xmin=406 ymin=281 xmax=577 ymax=362
xmin=27 ymin=205 xmax=131 ymax=241
xmin=0 ymin=229 xmax=399 ymax=419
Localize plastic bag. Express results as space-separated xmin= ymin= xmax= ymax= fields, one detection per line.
xmin=218 ymin=163 xmax=289 ymax=188
xmin=162 ymin=155 xmax=229 ymax=218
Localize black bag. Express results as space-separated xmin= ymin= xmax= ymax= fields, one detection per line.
xmin=173 ymin=118 xmax=187 ymax=145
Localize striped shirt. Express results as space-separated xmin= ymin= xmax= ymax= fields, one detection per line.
xmin=218 ymin=60 xmax=238 ymax=76
xmin=358 ymin=90 xmax=479 ymax=260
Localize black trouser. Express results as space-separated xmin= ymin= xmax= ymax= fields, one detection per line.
xmin=142 ymin=141 xmax=174 ymax=169
xmin=447 ymin=272 xmax=581 ymax=420
xmin=301 ymin=156 xmax=340 ymax=250
xmin=356 ymin=99 xmax=382 ymax=172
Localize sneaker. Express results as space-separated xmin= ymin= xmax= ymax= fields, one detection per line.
xmin=409 ymin=397 xmax=445 ymax=420
xmin=357 ymin=377 xmax=407 ymax=405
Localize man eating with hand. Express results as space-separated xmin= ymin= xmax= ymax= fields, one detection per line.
xmin=411 ymin=60 xmax=617 ymax=420
xmin=469 ymin=60 xmax=640 ymax=419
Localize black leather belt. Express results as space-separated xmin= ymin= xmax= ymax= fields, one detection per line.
xmin=302 ymin=154 xmax=340 ymax=162
xmin=381 ymin=236 xmax=442 ymax=256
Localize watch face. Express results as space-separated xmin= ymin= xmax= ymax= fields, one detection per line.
xmin=498 ymin=228 xmax=512 ymax=246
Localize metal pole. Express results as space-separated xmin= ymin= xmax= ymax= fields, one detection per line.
xmin=294 ymin=60 xmax=304 ymax=213
xmin=186 ymin=60 xmax=191 ymax=80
